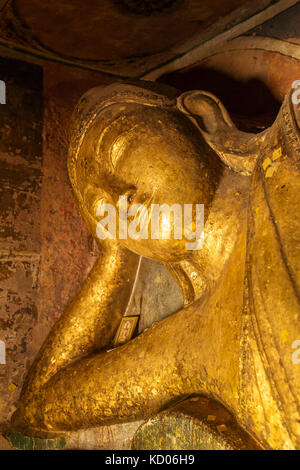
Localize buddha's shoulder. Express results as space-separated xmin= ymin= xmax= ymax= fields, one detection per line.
xmin=249 ymin=95 xmax=300 ymax=253
xmin=245 ymin=91 xmax=300 ymax=360
xmin=244 ymin=94 xmax=300 ymax=394
xmin=240 ymin=99 xmax=300 ymax=448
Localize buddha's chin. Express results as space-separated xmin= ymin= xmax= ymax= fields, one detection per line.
xmin=121 ymin=239 xmax=191 ymax=263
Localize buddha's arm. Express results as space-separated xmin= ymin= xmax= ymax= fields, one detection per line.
xmin=20 ymin=240 xmax=139 ymax=403
xmin=16 ymin=261 xmax=245 ymax=434
xmin=17 ymin=296 xmax=214 ymax=433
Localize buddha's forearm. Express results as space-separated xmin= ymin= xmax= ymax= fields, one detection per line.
xmin=20 ymin=241 xmax=139 ymax=401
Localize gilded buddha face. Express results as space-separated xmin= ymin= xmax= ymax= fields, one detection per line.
xmin=75 ymin=103 xmax=222 ymax=262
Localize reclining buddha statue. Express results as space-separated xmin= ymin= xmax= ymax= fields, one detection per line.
xmin=11 ymin=80 xmax=300 ymax=449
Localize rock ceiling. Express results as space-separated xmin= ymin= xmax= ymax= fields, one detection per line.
xmin=0 ymin=0 xmax=283 ymax=77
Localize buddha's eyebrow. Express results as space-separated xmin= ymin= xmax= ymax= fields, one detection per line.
xmin=109 ymin=125 xmax=139 ymax=169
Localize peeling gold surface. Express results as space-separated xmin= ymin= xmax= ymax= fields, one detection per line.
xmin=13 ymin=82 xmax=300 ymax=449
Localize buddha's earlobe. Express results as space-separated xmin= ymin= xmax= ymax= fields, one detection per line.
xmin=177 ymin=90 xmax=267 ymax=176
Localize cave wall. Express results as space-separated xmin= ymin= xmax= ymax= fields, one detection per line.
xmin=0 ymin=57 xmax=43 ymax=425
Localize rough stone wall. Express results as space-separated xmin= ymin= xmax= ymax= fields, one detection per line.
xmin=0 ymin=57 xmax=43 ymax=425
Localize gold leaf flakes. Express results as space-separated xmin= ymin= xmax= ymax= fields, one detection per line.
xmin=263 ymin=157 xmax=271 ymax=171
xmin=272 ymin=147 xmax=282 ymax=161
xmin=265 ymin=166 xmax=275 ymax=178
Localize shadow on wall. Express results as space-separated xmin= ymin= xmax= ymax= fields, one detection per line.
xmin=158 ymin=67 xmax=281 ymax=134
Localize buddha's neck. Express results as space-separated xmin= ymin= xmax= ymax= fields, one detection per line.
xmin=172 ymin=168 xmax=251 ymax=304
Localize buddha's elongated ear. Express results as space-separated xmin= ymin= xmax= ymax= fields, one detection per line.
xmin=177 ymin=90 xmax=267 ymax=175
